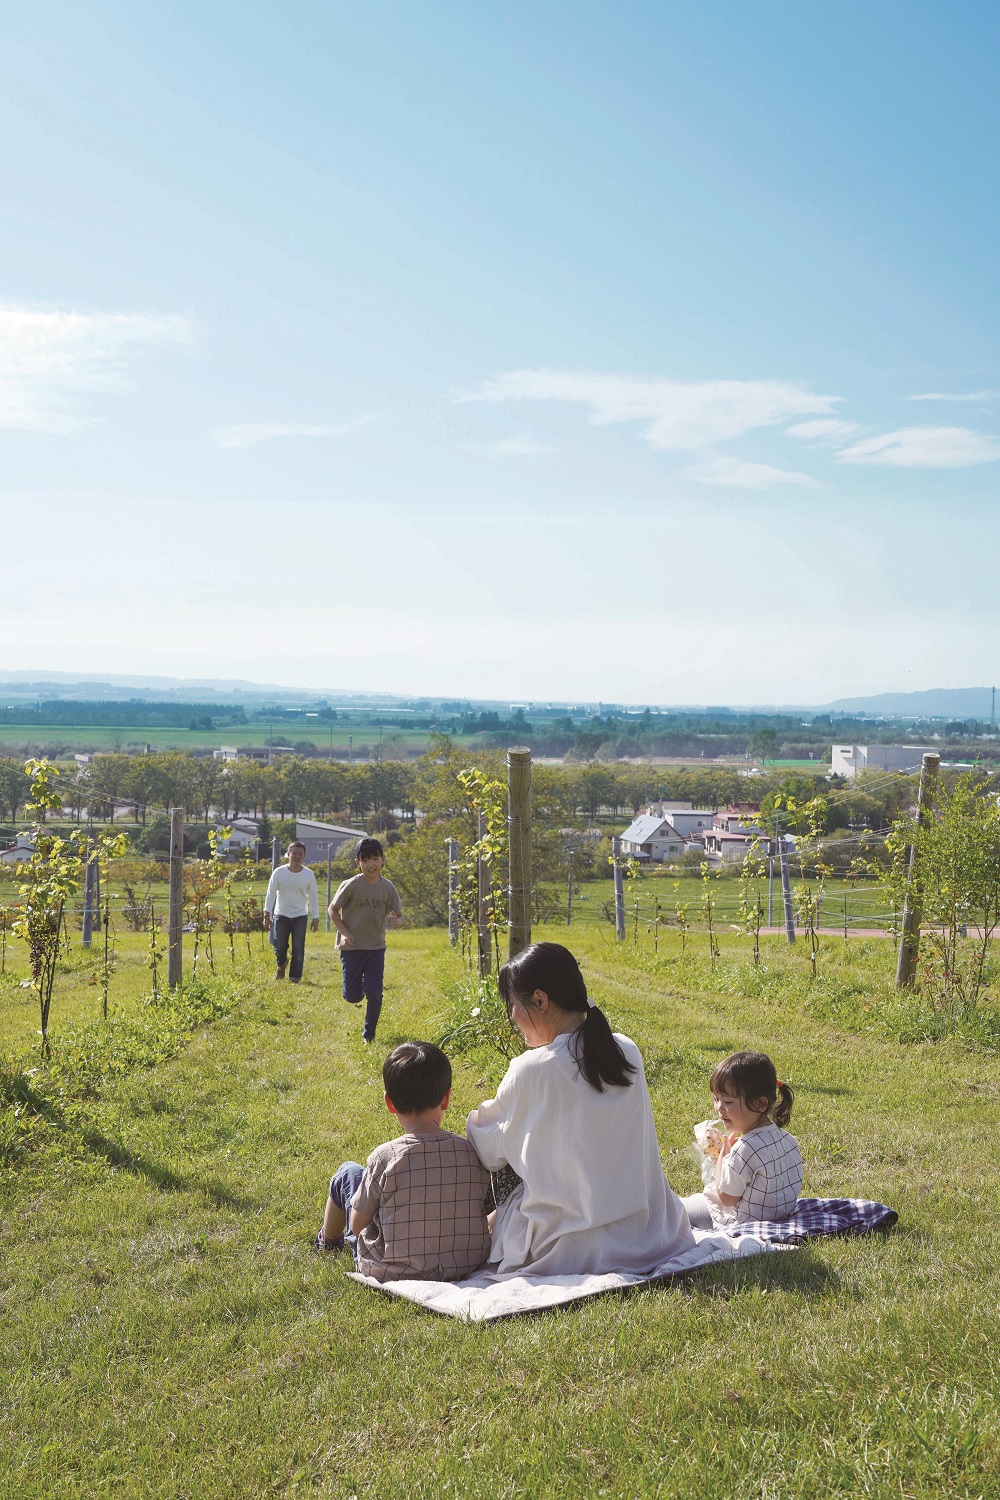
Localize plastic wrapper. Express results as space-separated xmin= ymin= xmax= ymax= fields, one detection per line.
xmin=685 ymin=1118 xmax=725 ymax=1188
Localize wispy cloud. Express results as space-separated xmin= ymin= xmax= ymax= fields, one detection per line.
xmin=0 ymin=303 xmax=192 ymax=433
xmin=213 ymin=420 xmax=368 ymax=449
xmin=461 ymin=369 xmax=839 ymax=451
xmin=907 ymin=390 xmax=999 ymax=403
xmin=836 ymin=426 xmax=1000 ymax=468
xmin=786 ymin=418 xmax=859 ymax=442
xmin=685 ymin=455 xmax=818 ymax=490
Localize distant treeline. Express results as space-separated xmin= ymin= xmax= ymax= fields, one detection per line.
xmin=0 ymin=700 xmax=247 ymax=728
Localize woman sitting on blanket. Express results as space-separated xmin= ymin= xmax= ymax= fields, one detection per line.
xmin=466 ymin=942 xmax=695 ymax=1277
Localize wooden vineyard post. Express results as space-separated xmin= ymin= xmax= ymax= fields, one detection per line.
xmin=81 ymin=845 xmax=96 ymax=948
xmin=777 ymin=815 xmax=796 ymax=944
xmin=896 ymin=752 xmax=940 ymax=989
xmin=168 ymin=807 xmax=185 ymax=988
xmin=447 ymin=837 xmax=460 ymax=945
xmin=507 ymin=747 xmax=532 ymax=962
xmin=476 ymin=812 xmax=491 ymax=978
xmin=612 ymin=837 xmax=626 ymax=940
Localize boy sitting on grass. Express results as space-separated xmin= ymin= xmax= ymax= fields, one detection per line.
xmin=316 ymin=1041 xmax=492 ymax=1283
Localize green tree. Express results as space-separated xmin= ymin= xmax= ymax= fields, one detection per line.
xmin=882 ymin=771 xmax=1000 ymax=1006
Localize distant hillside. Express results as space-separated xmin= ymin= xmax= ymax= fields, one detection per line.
xmin=822 ymin=687 xmax=996 ymax=719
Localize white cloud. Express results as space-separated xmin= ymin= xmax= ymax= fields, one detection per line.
xmin=786 ymin=419 xmax=859 ymax=441
xmin=685 ymin=455 xmax=818 ymax=490
xmin=0 ymin=303 xmax=192 ymax=433
xmin=907 ymin=390 xmax=999 ymax=403
xmin=462 ymin=369 xmax=839 ymax=451
xmin=212 ymin=420 xmax=367 ymax=449
xmin=836 ymin=426 xmax=1000 ymax=468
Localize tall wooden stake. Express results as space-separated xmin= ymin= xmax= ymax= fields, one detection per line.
xmin=507 ymin=747 xmax=532 ymax=962
xmin=168 ymin=807 xmax=184 ymax=988
xmin=476 ymin=811 xmax=491 ymax=977
xmin=82 ymin=847 xmax=96 ymax=948
xmin=777 ymin=816 xmax=796 ymax=944
xmin=612 ymin=837 xmax=626 ymax=940
xmin=447 ymin=837 xmax=460 ymax=945
xmin=896 ymin=752 xmax=940 ymax=989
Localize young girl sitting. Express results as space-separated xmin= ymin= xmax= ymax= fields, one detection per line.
xmin=681 ymin=1050 xmax=803 ymax=1231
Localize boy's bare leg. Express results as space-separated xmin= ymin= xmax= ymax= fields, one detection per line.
xmin=323 ymin=1199 xmax=347 ymax=1243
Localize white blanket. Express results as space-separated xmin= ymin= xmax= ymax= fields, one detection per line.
xmin=346 ymin=1228 xmax=776 ymax=1322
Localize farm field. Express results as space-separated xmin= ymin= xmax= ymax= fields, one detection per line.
xmin=2 ymin=919 xmax=998 ymax=1497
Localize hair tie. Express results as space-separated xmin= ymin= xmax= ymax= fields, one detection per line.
xmin=776 ymin=1078 xmax=785 ymax=1089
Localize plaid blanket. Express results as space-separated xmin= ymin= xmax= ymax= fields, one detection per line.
xmin=727 ymin=1196 xmax=897 ymax=1244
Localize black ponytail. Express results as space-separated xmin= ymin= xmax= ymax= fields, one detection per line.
xmin=498 ymin=942 xmax=636 ymax=1093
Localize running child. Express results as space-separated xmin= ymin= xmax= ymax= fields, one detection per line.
xmin=328 ymin=837 xmax=403 ymax=1044
xmin=681 ymin=1050 xmax=803 ymax=1230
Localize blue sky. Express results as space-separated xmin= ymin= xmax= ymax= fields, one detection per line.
xmin=2 ymin=1 xmax=998 ymax=704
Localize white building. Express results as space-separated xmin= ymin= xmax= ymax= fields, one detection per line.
xmin=831 ymin=745 xmax=935 ymax=778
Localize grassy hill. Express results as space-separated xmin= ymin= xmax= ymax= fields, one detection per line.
xmin=1 ymin=923 xmax=998 ymax=1497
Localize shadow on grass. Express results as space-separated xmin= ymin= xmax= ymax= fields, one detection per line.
xmin=1 ymin=1069 xmax=256 ymax=1210
xmin=80 ymin=1126 xmax=257 ymax=1210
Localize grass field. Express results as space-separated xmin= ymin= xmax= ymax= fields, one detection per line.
xmin=2 ymin=918 xmax=998 ymax=1497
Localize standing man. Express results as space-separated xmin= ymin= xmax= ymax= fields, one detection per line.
xmin=264 ymin=840 xmax=319 ymax=983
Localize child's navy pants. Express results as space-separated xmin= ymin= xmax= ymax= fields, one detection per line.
xmin=340 ymin=948 xmax=386 ymax=1041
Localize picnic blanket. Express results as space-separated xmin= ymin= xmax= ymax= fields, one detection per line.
xmin=344 ymin=1197 xmax=898 ymax=1322
xmin=727 ymin=1197 xmax=898 ymax=1244
xmin=346 ymin=1228 xmax=773 ymax=1323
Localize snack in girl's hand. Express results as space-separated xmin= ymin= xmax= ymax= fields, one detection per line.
xmin=694 ymin=1119 xmax=725 ymax=1162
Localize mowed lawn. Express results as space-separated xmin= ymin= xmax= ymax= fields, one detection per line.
xmin=1 ymin=922 xmax=998 ymax=1498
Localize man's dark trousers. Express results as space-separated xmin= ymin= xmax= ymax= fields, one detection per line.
xmin=273 ymin=914 xmax=308 ymax=980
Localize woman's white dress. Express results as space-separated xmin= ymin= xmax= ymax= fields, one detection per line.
xmin=466 ymin=1030 xmax=694 ymax=1276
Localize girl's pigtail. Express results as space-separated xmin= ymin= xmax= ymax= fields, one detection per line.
xmin=571 ymin=1003 xmax=637 ymax=1093
xmin=773 ymin=1079 xmax=794 ymax=1130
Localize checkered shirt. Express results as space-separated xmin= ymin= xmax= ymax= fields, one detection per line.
xmin=718 ymin=1123 xmax=803 ymax=1223
xmin=352 ymin=1130 xmax=492 ymax=1283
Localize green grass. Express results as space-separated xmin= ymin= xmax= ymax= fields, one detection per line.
xmin=1 ymin=921 xmax=999 ymax=1497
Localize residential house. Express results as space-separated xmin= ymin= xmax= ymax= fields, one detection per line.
xmin=618 ymin=814 xmax=691 ymax=863
xmin=0 ymin=832 xmax=36 ymax=864
xmin=295 ymin=818 xmax=366 ymax=867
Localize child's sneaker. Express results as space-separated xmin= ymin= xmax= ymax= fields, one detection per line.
xmin=314 ymin=1229 xmax=343 ymax=1253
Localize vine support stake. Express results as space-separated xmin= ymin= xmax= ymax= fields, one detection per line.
xmin=82 ymin=846 xmax=97 ymax=948
xmin=507 ymin=747 xmax=532 ymax=962
xmin=168 ymin=806 xmax=185 ymax=988
xmin=895 ymin=752 xmax=940 ymax=989
xmin=476 ymin=811 xmax=491 ymax=977
xmin=776 ymin=815 xmax=796 ymax=944
xmin=447 ymin=837 xmax=460 ymax=945
xmin=612 ymin=837 xmax=626 ymax=940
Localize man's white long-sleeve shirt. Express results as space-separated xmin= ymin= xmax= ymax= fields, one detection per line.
xmin=264 ymin=864 xmax=319 ymax=920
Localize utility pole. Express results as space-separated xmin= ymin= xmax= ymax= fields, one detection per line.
xmin=325 ymin=844 xmax=332 ymax=931
xmin=507 ymin=747 xmax=532 ymax=961
xmin=896 ymin=752 xmax=941 ymax=989
xmin=168 ymin=807 xmax=185 ymax=987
